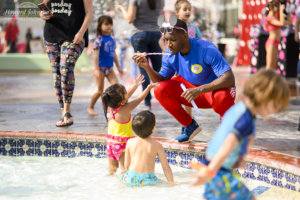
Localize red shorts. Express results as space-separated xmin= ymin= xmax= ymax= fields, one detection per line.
xmin=154 ymin=76 xmax=236 ymax=126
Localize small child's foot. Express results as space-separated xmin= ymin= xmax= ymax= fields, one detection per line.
xmin=87 ymin=107 xmax=98 ymax=116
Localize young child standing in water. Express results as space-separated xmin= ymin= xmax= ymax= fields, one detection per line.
xmin=120 ymin=110 xmax=174 ymax=186
xmin=190 ymin=69 xmax=290 ymax=200
xmin=102 ymin=76 xmax=157 ymax=175
xmin=88 ymin=15 xmax=124 ymax=116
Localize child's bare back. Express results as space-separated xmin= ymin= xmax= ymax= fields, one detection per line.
xmin=126 ymin=137 xmax=162 ymax=173
xmin=120 ymin=111 xmax=174 ymax=186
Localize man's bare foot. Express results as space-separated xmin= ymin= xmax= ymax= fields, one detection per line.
xmin=87 ymin=107 xmax=98 ymax=116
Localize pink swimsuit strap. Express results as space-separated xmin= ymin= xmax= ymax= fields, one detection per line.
xmin=110 ymin=105 xmax=123 ymax=119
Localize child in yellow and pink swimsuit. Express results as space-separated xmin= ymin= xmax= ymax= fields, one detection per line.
xmin=101 ymin=75 xmax=157 ymax=175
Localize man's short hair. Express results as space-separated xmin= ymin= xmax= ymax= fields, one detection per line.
xmin=132 ymin=111 xmax=156 ymax=138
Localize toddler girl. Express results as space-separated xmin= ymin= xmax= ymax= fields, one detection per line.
xmin=88 ymin=15 xmax=124 ymax=116
xmin=102 ymin=75 xmax=157 ymax=174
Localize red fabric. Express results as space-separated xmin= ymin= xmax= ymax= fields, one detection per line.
xmin=236 ymin=0 xmax=266 ymax=66
xmin=5 ymin=22 xmax=19 ymax=42
xmin=154 ymin=76 xmax=235 ymax=126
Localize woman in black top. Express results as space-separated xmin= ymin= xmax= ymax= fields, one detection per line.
xmin=40 ymin=0 xmax=93 ymax=127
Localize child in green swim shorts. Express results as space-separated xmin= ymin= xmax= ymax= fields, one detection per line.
xmin=120 ymin=111 xmax=174 ymax=186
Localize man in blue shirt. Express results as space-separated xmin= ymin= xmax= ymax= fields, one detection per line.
xmin=132 ymin=19 xmax=236 ymax=142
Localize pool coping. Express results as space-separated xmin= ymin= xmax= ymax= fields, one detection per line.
xmin=0 ymin=130 xmax=299 ymax=176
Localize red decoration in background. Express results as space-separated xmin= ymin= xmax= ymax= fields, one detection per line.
xmin=237 ymin=0 xmax=266 ymax=66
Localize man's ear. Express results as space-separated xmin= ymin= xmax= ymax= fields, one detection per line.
xmin=183 ymin=32 xmax=189 ymax=39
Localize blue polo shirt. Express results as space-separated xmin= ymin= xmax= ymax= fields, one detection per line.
xmin=159 ymin=38 xmax=231 ymax=85
xmin=206 ymin=102 xmax=256 ymax=170
xmin=94 ymin=35 xmax=115 ymax=67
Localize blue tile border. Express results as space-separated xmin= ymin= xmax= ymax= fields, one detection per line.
xmin=0 ymin=137 xmax=299 ymax=193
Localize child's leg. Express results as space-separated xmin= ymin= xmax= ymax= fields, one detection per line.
xmin=88 ymin=70 xmax=105 ymax=116
xmin=108 ymin=157 xmax=119 ymax=175
xmin=118 ymin=152 xmax=126 ymax=174
xmin=106 ymin=69 xmax=119 ymax=84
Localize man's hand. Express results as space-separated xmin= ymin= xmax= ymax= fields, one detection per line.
xmin=181 ymin=87 xmax=203 ymax=103
xmin=132 ymin=52 xmax=149 ymax=69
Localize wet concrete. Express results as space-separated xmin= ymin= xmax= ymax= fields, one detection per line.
xmin=0 ymin=68 xmax=299 ymax=157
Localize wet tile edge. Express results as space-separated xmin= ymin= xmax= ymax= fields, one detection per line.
xmin=0 ymin=130 xmax=299 ymax=176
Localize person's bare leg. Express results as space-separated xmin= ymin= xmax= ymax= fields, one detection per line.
xmin=106 ymin=69 xmax=119 ymax=84
xmin=118 ymin=152 xmax=126 ymax=174
xmin=266 ymin=45 xmax=277 ymax=70
xmin=108 ymin=157 xmax=119 ymax=175
xmin=88 ymin=71 xmax=105 ymax=115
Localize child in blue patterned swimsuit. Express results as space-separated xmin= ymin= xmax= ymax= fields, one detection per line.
xmin=88 ymin=15 xmax=124 ymax=116
xmin=190 ymin=69 xmax=290 ymax=200
xmin=120 ymin=111 xmax=174 ymax=186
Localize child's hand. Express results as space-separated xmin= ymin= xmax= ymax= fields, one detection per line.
xmin=190 ymin=171 xmax=211 ymax=187
xmin=134 ymin=74 xmax=145 ymax=86
xmin=147 ymin=82 xmax=159 ymax=90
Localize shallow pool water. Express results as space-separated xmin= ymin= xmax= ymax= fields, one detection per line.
xmin=1 ymin=157 xmax=299 ymax=200
xmin=0 ymin=157 xmax=204 ymax=200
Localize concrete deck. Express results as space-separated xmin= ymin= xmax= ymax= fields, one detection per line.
xmin=0 ymin=67 xmax=299 ymax=157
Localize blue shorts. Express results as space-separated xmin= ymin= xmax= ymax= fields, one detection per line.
xmin=120 ymin=171 xmax=160 ymax=186
xmin=204 ymin=169 xmax=254 ymax=200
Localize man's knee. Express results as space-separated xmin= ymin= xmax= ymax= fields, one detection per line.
xmin=212 ymin=90 xmax=235 ymax=117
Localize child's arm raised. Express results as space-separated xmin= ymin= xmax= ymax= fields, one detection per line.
xmin=126 ymin=75 xmax=144 ymax=99
xmin=157 ymin=142 xmax=174 ymax=184
xmin=125 ymin=82 xmax=158 ymax=111
xmin=190 ymin=133 xmax=239 ymax=186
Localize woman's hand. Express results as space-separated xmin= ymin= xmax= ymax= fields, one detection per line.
xmin=280 ymin=4 xmax=286 ymax=13
xmin=115 ymin=5 xmax=124 ymax=11
xmin=295 ymin=32 xmax=299 ymax=43
xmin=39 ymin=11 xmax=51 ymax=20
xmin=73 ymin=32 xmax=84 ymax=44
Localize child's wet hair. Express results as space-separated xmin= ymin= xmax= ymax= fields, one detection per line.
xmin=101 ymin=83 xmax=126 ymax=121
xmin=132 ymin=111 xmax=156 ymax=138
xmin=96 ymin=15 xmax=113 ymax=36
xmin=243 ymin=69 xmax=290 ymax=112
xmin=175 ymin=0 xmax=191 ymax=12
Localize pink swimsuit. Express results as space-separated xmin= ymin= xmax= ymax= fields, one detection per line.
xmin=106 ymin=106 xmax=134 ymax=161
xmin=264 ymin=16 xmax=281 ymax=48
